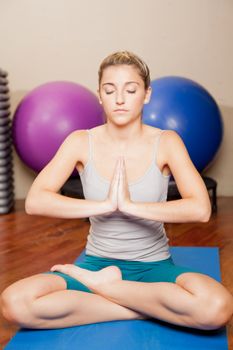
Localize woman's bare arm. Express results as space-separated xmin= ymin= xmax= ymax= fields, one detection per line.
xmin=120 ymin=131 xmax=211 ymax=223
xmin=25 ymin=130 xmax=112 ymax=218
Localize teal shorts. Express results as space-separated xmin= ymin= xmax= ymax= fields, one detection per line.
xmin=45 ymin=254 xmax=199 ymax=293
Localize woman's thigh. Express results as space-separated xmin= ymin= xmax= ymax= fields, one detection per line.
xmin=137 ymin=259 xmax=200 ymax=284
xmin=175 ymin=270 xmax=232 ymax=299
xmin=3 ymin=273 xmax=67 ymax=301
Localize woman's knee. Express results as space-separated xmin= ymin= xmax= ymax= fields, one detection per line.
xmin=177 ymin=272 xmax=233 ymax=330
xmin=1 ymin=274 xmax=66 ymax=327
xmin=195 ymin=292 xmax=233 ymax=330
xmin=1 ymin=285 xmax=31 ymax=326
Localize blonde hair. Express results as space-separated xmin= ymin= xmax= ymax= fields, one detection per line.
xmin=98 ymin=51 xmax=151 ymax=90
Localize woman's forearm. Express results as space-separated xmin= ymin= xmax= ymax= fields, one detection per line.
xmin=25 ymin=191 xmax=112 ymax=219
xmin=123 ymin=198 xmax=211 ymax=223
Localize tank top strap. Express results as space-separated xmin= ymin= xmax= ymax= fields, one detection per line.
xmin=86 ymin=129 xmax=93 ymax=163
xmin=152 ymin=129 xmax=167 ymax=163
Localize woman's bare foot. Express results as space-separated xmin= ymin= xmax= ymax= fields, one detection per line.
xmin=50 ymin=264 xmax=122 ymax=293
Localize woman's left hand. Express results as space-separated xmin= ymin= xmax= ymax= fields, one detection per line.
xmin=117 ymin=157 xmax=132 ymax=212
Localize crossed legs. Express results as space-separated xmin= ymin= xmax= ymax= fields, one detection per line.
xmin=1 ymin=266 xmax=233 ymax=330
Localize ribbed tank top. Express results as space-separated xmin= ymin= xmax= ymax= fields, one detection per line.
xmin=79 ymin=129 xmax=171 ymax=262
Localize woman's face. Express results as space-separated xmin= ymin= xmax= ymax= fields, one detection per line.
xmin=98 ymin=65 xmax=151 ymax=126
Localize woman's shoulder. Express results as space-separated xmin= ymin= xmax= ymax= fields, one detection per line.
xmin=61 ymin=129 xmax=90 ymax=155
xmin=144 ymin=126 xmax=183 ymax=150
xmin=75 ymin=125 xmax=104 ymax=138
xmin=144 ymin=125 xmax=179 ymax=139
xmin=143 ymin=125 xmax=171 ymax=141
xmin=64 ymin=126 xmax=104 ymax=149
xmin=64 ymin=125 xmax=107 ymax=151
xmin=144 ymin=126 xmax=185 ymax=162
xmin=64 ymin=129 xmax=86 ymax=143
xmin=159 ymin=129 xmax=184 ymax=148
xmin=155 ymin=129 xmax=188 ymax=165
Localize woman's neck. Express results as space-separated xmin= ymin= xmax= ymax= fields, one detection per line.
xmin=104 ymin=121 xmax=144 ymax=146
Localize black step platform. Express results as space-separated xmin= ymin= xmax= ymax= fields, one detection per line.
xmin=61 ymin=175 xmax=217 ymax=213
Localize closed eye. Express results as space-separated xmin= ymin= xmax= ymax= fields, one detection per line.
xmin=105 ymin=90 xmax=136 ymax=95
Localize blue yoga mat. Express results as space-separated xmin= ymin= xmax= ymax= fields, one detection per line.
xmin=5 ymin=247 xmax=228 ymax=350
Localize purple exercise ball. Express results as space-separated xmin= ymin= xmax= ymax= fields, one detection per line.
xmin=12 ymin=81 xmax=104 ymax=172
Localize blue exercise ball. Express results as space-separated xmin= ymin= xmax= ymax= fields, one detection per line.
xmin=142 ymin=76 xmax=223 ymax=172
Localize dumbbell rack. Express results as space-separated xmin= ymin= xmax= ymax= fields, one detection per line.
xmin=0 ymin=68 xmax=14 ymax=214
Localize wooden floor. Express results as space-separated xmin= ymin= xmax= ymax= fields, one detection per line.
xmin=0 ymin=197 xmax=232 ymax=349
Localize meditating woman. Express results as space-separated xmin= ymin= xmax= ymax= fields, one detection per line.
xmin=1 ymin=51 xmax=232 ymax=330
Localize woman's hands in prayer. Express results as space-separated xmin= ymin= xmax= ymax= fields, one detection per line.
xmin=107 ymin=157 xmax=131 ymax=213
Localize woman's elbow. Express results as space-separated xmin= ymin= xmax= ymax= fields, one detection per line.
xmin=198 ymin=202 xmax=211 ymax=223
xmin=25 ymin=194 xmax=40 ymax=215
xmin=25 ymin=197 xmax=34 ymax=215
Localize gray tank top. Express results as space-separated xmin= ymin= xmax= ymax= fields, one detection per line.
xmin=79 ymin=129 xmax=171 ymax=262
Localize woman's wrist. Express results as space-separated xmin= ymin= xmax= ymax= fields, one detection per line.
xmin=102 ymin=199 xmax=117 ymax=215
xmin=118 ymin=199 xmax=134 ymax=215
xmin=101 ymin=199 xmax=135 ymax=217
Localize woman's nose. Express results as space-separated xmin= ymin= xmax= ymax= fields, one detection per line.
xmin=116 ymin=93 xmax=125 ymax=104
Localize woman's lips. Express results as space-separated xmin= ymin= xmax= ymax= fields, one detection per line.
xmin=114 ymin=109 xmax=129 ymax=112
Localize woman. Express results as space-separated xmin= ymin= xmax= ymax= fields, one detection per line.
xmin=1 ymin=51 xmax=232 ymax=330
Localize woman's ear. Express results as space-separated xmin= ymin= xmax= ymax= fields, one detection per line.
xmin=97 ymin=89 xmax=102 ymax=104
xmin=144 ymin=86 xmax=152 ymax=104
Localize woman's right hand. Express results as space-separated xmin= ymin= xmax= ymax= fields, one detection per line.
xmin=105 ymin=158 xmax=121 ymax=213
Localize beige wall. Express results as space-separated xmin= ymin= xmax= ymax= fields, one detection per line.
xmin=0 ymin=0 xmax=232 ymax=198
